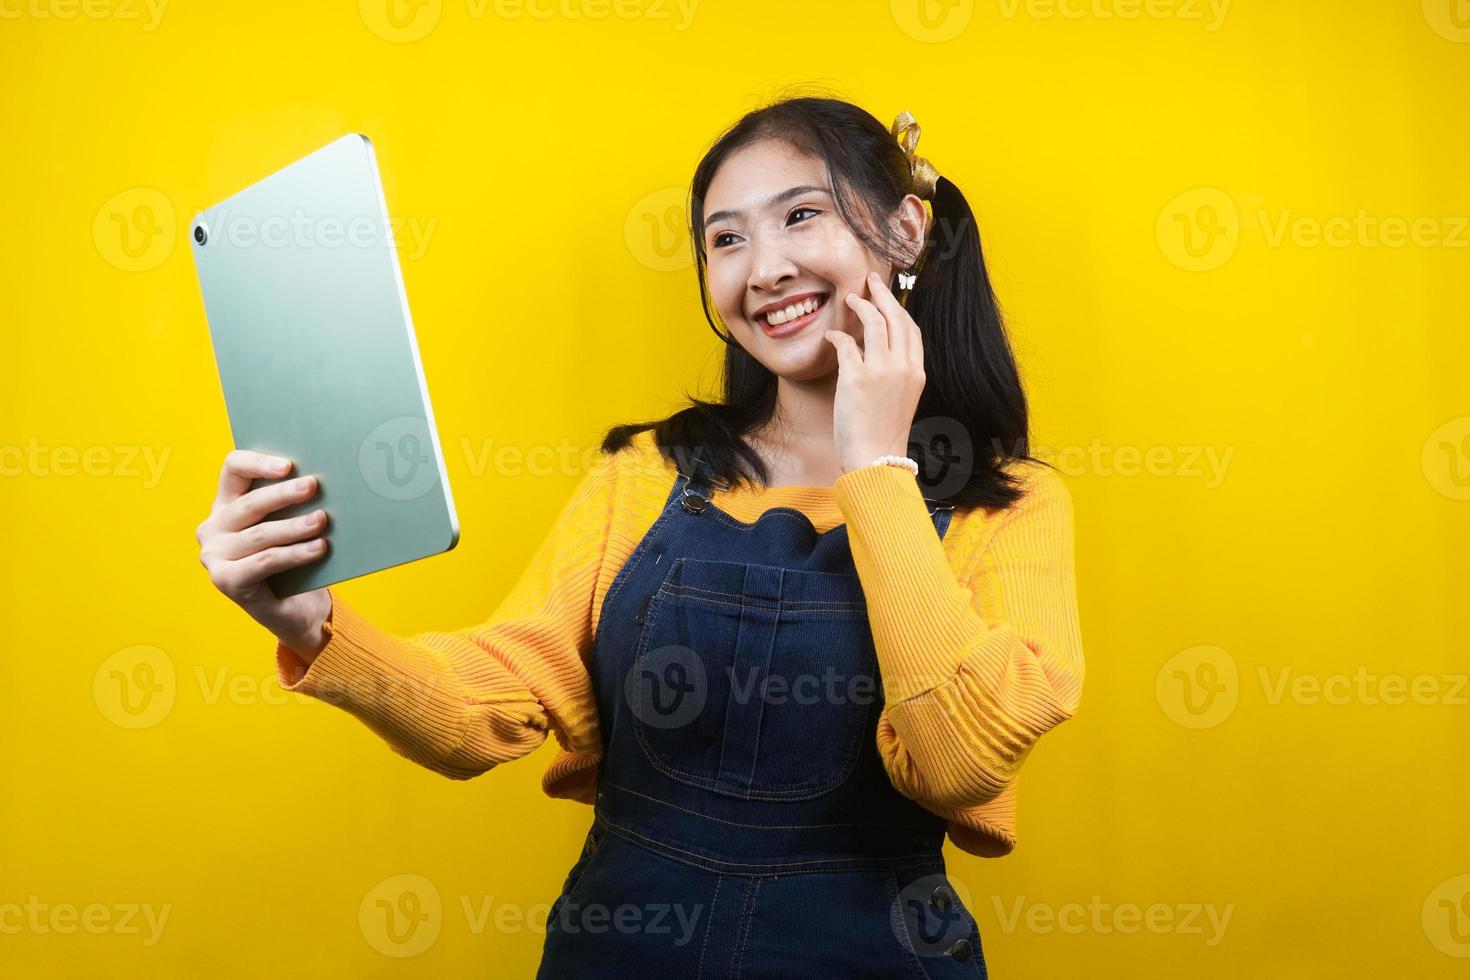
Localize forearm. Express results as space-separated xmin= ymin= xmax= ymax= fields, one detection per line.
xmin=276 ymin=588 xmax=554 ymax=779
xmin=834 ymin=463 xmax=1084 ymax=806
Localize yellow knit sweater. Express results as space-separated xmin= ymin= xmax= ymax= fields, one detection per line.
xmin=276 ymin=428 xmax=1085 ymax=858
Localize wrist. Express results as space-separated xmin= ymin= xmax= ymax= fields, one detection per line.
xmin=280 ymin=628 xmax=327 ymax=664
xmin=840 ymin=442 xmax=911 ymax=475
xmin=280 ymin=597 xmax=333 ymax=663
xmin=840 ymin=451 xmax=917 ymax=477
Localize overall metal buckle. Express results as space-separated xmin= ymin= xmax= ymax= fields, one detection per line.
xmin=680 ymin=489 xmax=709 ymax=514
xmin=678 ymin=450 xmax=723 ymax=513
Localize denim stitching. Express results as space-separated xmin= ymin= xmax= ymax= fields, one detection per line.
xmin=597 ymin=816 xmax=938 ymax=873
xmin=664 ymin=583 xmax=865 ymax=610
xmin=733 ymin=875 xmax=762 ymax=979
xmin=695 ymin=875 xmax=722 ymax=980
xmin=885 ymin=869 xmax=935 ymax=980
xmin=630 ymin=569 xmax=876 ymax=800
xmin=598 ymin=777 xmax=935 ymax=831
xmin=632 ymin=660 xmax=874 ymax=801
xmin=594 ymin=460 xmax=701 ymax=646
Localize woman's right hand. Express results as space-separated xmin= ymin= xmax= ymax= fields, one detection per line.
xmin=196 ymin=449 xmax=334 ymax=664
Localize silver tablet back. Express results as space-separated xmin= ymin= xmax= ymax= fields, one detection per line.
xmin=192 ymin=134 xmax=458 ymax=598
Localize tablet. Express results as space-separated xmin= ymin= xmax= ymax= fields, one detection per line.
xmin=191 ymin=133 xmax=458 ymax=598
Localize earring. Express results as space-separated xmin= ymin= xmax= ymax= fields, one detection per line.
xmin=896 ymin=269 xmax=917 ymax=291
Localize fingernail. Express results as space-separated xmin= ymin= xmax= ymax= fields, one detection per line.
xmin=272 ymin=459 xmax=290 ymax=472
xmin=294 ymin=476 xmax=312 ymax=491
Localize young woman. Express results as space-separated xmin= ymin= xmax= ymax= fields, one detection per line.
xmin=196 ymin=96 xmax=1084 ymax=978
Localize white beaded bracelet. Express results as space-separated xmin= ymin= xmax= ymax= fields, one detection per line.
xmin=865 ymin=454 xmax=919 ymax=476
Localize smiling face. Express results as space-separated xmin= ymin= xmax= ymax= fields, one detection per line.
xmin=700 ymin=139 xmax=915 ymax=383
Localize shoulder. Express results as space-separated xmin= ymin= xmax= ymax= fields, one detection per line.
xmin=958 ymin=458 xmax=1072 ymax=526
xmin=577 ymin=428 xmax=678 ymax=513
xmin=576 ymin=429 xmax=667 ymax=482
xmin=611 ymin=428 xmax=679 ymax=485
xmin=942 ymin=460 xmax=1074 ymax=573
xmin=1002 ymin=459 xmax=1073 ymax=521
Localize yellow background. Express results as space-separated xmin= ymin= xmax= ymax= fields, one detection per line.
xmin=3 ymin=0 xmax=1467 ymax=976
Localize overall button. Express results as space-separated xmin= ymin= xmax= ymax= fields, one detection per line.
xmin=680 ymin=490 xmax=708 ymax=514
xmin=930 ymin=886 xmax=952 ymax=911
xmin=946 ymin=938 xmax=972 ymax=961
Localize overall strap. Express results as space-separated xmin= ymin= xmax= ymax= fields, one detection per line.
xmin=669 ymin=448 xmax=728 ymax=514
xmin=925 ymin=498 xmax=957 ymax=540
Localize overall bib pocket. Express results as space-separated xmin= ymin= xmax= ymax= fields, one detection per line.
xmin=627 ymin=557 xmax=879 ymax=801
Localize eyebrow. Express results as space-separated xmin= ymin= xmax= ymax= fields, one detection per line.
xmin=703 ymin=184 xmax=832 ymax=228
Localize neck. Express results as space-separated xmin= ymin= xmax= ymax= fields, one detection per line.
xmin=753 ymin=373 xmax=843 ymax=488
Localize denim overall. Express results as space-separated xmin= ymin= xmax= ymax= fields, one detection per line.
xmin=536 ymin=453 xmax=989 ymax=979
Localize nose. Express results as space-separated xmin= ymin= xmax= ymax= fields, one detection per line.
xmin=746 ymin=226 xmax=799 ymax=298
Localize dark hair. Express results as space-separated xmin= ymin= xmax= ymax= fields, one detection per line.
xmin=601 ymin=93 xmax=1048 ymax=511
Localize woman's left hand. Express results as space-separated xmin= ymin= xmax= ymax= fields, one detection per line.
xmin=823 ymin=271 xmax=927 ymax=475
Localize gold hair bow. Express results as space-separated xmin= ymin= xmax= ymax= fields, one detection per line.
xmin=891 ymin=110 xmax=940 ymax=200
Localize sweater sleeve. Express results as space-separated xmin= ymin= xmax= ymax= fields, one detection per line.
xmin=832 ymin=461 xmax=1084 ymax=810
xmin=272 ymin=450 xmax=618 ymax=780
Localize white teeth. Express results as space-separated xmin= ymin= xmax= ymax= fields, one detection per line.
xmin=764 ymin=295 xmax=822 ymax=326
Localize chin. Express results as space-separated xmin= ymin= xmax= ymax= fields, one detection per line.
xmin=758 ymin=338 xmax=838 ymax=382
